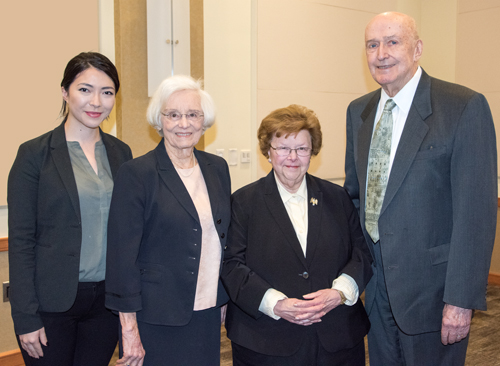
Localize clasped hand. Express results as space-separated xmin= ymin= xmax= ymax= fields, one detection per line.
xmin=274 ymin=289 xmax=343 ymax=326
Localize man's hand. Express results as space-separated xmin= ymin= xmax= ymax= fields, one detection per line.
xmin=19 ymin=327 xmax=47 ymax=358
xmin=441 ymin=304 xmax=472 ymax=345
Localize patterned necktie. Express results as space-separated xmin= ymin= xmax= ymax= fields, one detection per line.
xmin=365 ymin=99 xmax=396 ymax=242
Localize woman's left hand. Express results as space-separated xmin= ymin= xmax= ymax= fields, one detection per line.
xmin=295 ymin=289 xmax=343 ymax=321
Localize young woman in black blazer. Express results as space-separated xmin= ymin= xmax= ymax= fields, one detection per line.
xmin=8 ymin=52 xmax=132 ymax=366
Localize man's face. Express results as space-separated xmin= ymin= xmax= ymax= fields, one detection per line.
xmin=365 ymin=13 xmax=422 ymax=97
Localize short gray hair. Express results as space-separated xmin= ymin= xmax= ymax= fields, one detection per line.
xmin=146 ymin=75 xmax=216 ymax=137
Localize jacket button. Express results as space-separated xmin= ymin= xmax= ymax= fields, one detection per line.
xmin=302 ymin=272 xmax=309 ymax=279
xmin=220 ymin=233 xmax=225 ymax=239
xmin=217 ymin=219 xmax=222 ymax=224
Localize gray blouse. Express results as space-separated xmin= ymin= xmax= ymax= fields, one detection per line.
xmin=67 ymin=140 xmax=114 ymax=282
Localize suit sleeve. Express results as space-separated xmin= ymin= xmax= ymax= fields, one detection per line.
xmin=105 ymin=162 xmax=146 ymax=312
xmin=337 ymin=189 xmax=373 ymax=294
xmin=444 ymin=92 xmax=497 ymax=310
xmin=8 ymin=143 xmax=45 ymax=335
xmin=221 ymin=193 xmax=273 ymax=319
xmin=344 ymin=104 xmax=361 ymax=212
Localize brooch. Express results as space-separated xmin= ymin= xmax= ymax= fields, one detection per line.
xmin=310 ymin=197 xmax=318 ymax=206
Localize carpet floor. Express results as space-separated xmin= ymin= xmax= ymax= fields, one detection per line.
xmin=110 ymin=285 xmax=500 ymax=365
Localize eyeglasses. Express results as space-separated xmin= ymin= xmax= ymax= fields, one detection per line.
xmin=270 ymin=146 xmax=312 ymax=157
xmin=161 ymin=110 xmax=204 ymax=122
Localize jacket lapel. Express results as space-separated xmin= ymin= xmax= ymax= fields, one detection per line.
xmin=101 ymin=132 xmax=121 ymax=178
xmin=263 ymin=172 xmax=308 ymax=268
xmin=305 ymin=174 xmax=322 ymax=265
xmin=50 ymin=123 xmax=81 ymax=221
xmin=380 ymin=71 xmax=432 ymax=215
xmin=155 ymin=140 xmax=200 ymax=223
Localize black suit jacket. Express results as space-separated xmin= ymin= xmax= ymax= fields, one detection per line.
xmin=221 ymin=172 xmax=372 ymax=356
xmin=344 ymin=69 xmax=497 ymax=334
xmin=105 ymin=141 xmax=230 ymax=325
xmin=8 ymin=122 xmax=132 ymax=335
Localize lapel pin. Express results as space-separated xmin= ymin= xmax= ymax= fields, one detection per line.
xmin=310 ymin=197 xmax=318 ymax=206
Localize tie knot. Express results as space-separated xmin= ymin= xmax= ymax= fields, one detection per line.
xmin=384 ymin=99 xmax=396 ymax=112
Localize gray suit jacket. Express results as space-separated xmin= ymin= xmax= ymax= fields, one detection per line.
xmin=344 ymin=69 xmax=497 ymax=335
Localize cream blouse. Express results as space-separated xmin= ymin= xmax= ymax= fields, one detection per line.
xmin=175 ymin=162 xmax=221 ymax=311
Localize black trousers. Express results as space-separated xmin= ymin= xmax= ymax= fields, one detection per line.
xmin=18 ymin=281 xmax=119 ymax=366
xmin=231 ymin=326 xmax=365 ymax=366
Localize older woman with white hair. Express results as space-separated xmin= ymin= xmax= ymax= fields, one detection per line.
xmin=105 ymin=75 xmax=231 ymax=366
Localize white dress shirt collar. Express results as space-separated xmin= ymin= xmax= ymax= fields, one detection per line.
xmin=379 ymin=66 xmax=422 ymax=114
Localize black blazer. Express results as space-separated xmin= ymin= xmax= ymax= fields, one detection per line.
xmin=8 ymin=122 xmax=132 ymax=335
xmin=344 ymin=69 xmax=497 ymax=334
xmin=221 ymin=172 xmax=372 ymax=356
xmin=105 ymin=141 xmax=231 ymax=326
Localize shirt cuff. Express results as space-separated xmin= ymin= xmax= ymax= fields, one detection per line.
xmin=258 ymin=288 xmax=288 ymax=320
xmin=332 ymin=273 xmax=359 ymax=306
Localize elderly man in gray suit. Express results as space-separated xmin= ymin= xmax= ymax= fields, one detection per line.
xmin=344 ymin=11 xmax=497 ymax=365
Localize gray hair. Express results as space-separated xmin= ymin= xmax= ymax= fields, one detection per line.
xmin=146 ymin=75 xmax=216 ymax=137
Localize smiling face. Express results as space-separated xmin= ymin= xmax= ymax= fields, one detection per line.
xmin=62 ymin=67 xmax=116 ymax=131
xmin=269 ymin=129 xmax=312 ymax=193
xmin=161 ymin=89 xmax=204 ymax=154
xmin=365 ymin=12 xmax=423 ymax=97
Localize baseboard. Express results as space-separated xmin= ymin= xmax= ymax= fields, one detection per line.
xmin=0 ymin=349 xmax=23 ymax=366
xmin=0 ymin=237 xmax=8 ymax=252
xmin=489 ymin=272 xmax=500 ymax=286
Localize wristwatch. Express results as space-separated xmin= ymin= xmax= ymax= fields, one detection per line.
xmin=337 ymin=290 xmax=347 ymax=304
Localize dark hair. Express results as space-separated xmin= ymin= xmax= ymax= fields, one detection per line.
xmin=59 ymin=52 xmax=120 ymax=120
xmin=258 ymin=104 xmax=323 ymax=157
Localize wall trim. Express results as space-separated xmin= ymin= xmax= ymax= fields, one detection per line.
xmin=0 ymin=349 xmax=23 ymax=366
xmin=489 ymin=272 xmax=500 ymax=286
xmin=0 ymin=237 xmax=8 ymax=252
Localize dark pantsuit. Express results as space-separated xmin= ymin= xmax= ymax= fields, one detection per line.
xmin=18 ymin=281 xmax=118 ymax=366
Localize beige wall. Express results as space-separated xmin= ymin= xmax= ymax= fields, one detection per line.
xmin=0 ymin=1 xmax=99 ymax=206
xmin=254 ymin=0 xmax=390 ymax=182
xmin=203 ymin=0 xmax=255 ymax=190
xmin=456 ymin=0 xmax=500 ymax=169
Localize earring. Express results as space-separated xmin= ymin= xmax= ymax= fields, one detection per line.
xmin=268 ymin=158 xmax=272 ymax=163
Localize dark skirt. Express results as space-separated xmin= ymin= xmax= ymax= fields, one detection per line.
xmin=134 ymin=306 xmax=221 ymax=366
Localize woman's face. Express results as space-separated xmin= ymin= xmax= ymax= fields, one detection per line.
xmin=269 ymin=129 xmax=312 ymax=193
xmin=62 ymin=67 xmax=116 ymax=131
xmin=161 ymin=90 xmax=204 ymax=153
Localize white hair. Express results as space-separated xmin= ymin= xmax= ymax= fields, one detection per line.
xmin=146 ymin=75 xmax=216 ymax=137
